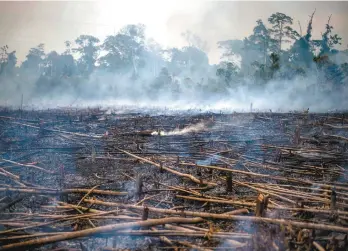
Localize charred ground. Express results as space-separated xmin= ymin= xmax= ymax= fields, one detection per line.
xmin=0 ymin=107 xmax=348 ymax=251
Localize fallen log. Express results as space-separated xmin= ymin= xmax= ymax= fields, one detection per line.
xmin=176 ymin=195 xmax=348 ymax=216
xmin=84 ymin=198 xmax=348 ymax=233
xmin=116 ymin=148 xmax=216 ymax=186
xmin=0 ymin=188 xmax=127 ymax=196
xmin=0 ymin=159 xmax=54 ymax=174
xmin=0 ymin=217 xmax=203 ymax=250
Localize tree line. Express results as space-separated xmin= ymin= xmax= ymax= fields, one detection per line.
xmin=0 ymin=11 xmax=347 ymax=99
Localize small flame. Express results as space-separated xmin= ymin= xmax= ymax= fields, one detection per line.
xmin=151 ymin=130 xmax=165 ymax=136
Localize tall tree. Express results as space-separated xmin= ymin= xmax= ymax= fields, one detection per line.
xmin=0 ymin=45 xmax=9 ymax=76
xmin=99 ymin=24 xmax=146 ymax=74
xmin=5 ymin=50 xmax=17 ymax=76
xmin=144 ymin=38 xmax=165 ymax=77
xmin=60 ymin=41 xmax=76 ymax=77
xmin=64 ymin=41 xmax=72 ymax=55
xmin=268 ymin=12 xmax=300 ymax=52
xmin=218 ymin=20 xmax=276 ymax=77
xmin=120 ymin=24 xmax=146 ymax=76
xmin=41 ymin=51 xmax=75 ymax=78
xmin=290 ymin=10 xmax=316 ymax=68
xmin=312 ymin=15 xmax=344 ymax=87
xmin=0 ymin=45 xmax=8 ymax=64
xmin=245 ymin=19 xmax=277 ymax=64
xmin=218 ymin=39 xmax=254 ymax=75
xmin=73 ymin=35 xmax=100 ymax=76
xmin=21 ymin=43 xmax=45 ymax=73
xmin=167 ymin=46 xmax=209 ymax=75
xmin=313 ymin=15 xmax=342 ymax=57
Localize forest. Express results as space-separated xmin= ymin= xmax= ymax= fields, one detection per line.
xmin=0 ymin=11 xmax=348 ymax=109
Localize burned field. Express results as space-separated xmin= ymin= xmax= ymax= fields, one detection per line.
xmin=0 ymin=108 xmax=348 ymax=251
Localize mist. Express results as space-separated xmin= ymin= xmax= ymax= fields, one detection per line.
xmin=1 ymin=65 xmax=347 ymax=113
xmin=0 ymin=2 xmax=347 ymax=113
xmin=0 ymin=62 xmax=347 ymax=113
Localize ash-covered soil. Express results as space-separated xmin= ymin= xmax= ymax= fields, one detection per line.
xmin=0 ymin=107 xmax=348 ymax=251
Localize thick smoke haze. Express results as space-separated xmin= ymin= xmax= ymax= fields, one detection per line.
xmin=0 ymin=1 xmax=347 ymax=113
xmin=1 ymin=70 xmax=346 ymax=113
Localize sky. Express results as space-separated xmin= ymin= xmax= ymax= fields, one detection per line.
xmin=0 ymin=1 xmax=347 ymax=65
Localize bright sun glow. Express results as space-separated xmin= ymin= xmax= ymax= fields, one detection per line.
xmin=94 ymin=0 xmax=202 ymax=46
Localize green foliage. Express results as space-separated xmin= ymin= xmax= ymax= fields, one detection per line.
xmin=43 ymin=51 xmax=76 ymax=77
xmin=167 ymin=46 xmax=209 ymax=75
xmin=0 ymin=11 xmax=346 ymax=99
xmin=99 ymin=24 xmax=146 ymax=74
xmin=0 ymin=45 xmax=17 ymax=77
xmin=269 ymin=53 xmax=280 ymax=76
xmin=314 ymin=54 xmax=345 ymax=86
xmin=21 ymin=43 xmax=45 ymax=73
xmin=64 ymin=41 xmax=72 ymax=55
xmin=73 ymin=35 xmax=100 ymax=76
xmin=251 ymin=61 xmax=268 ymax=83
xmin=341 ymin=62 xmax=348 ymax=76
xmin=313 ymin=15 xmax=342 ymax=57
xmin=152 ymin=67 xmax=172 ymax=88
xmin=216 ymin=61 xmax=239 ymax=84
xmin=244 ymin=19 xmax=278 ymax=63
xmin=268 ymin=12 xmax=300 ymax=52
xmin=250 ymin=53 xmax=281 ymax=82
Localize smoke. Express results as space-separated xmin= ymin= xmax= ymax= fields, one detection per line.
xmin=165 ymin=122 xmax=206 ymax=135
xmin=1 ymin=2 xmax=348 ymax=113
xmin=151 ymin=121 xmax=207 ymax=136
xmin=1 ymin=67 xmax=347 ymax=113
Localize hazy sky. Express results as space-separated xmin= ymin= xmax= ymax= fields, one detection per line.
xmin=0 ymin=1 xmax=347 ymax=64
